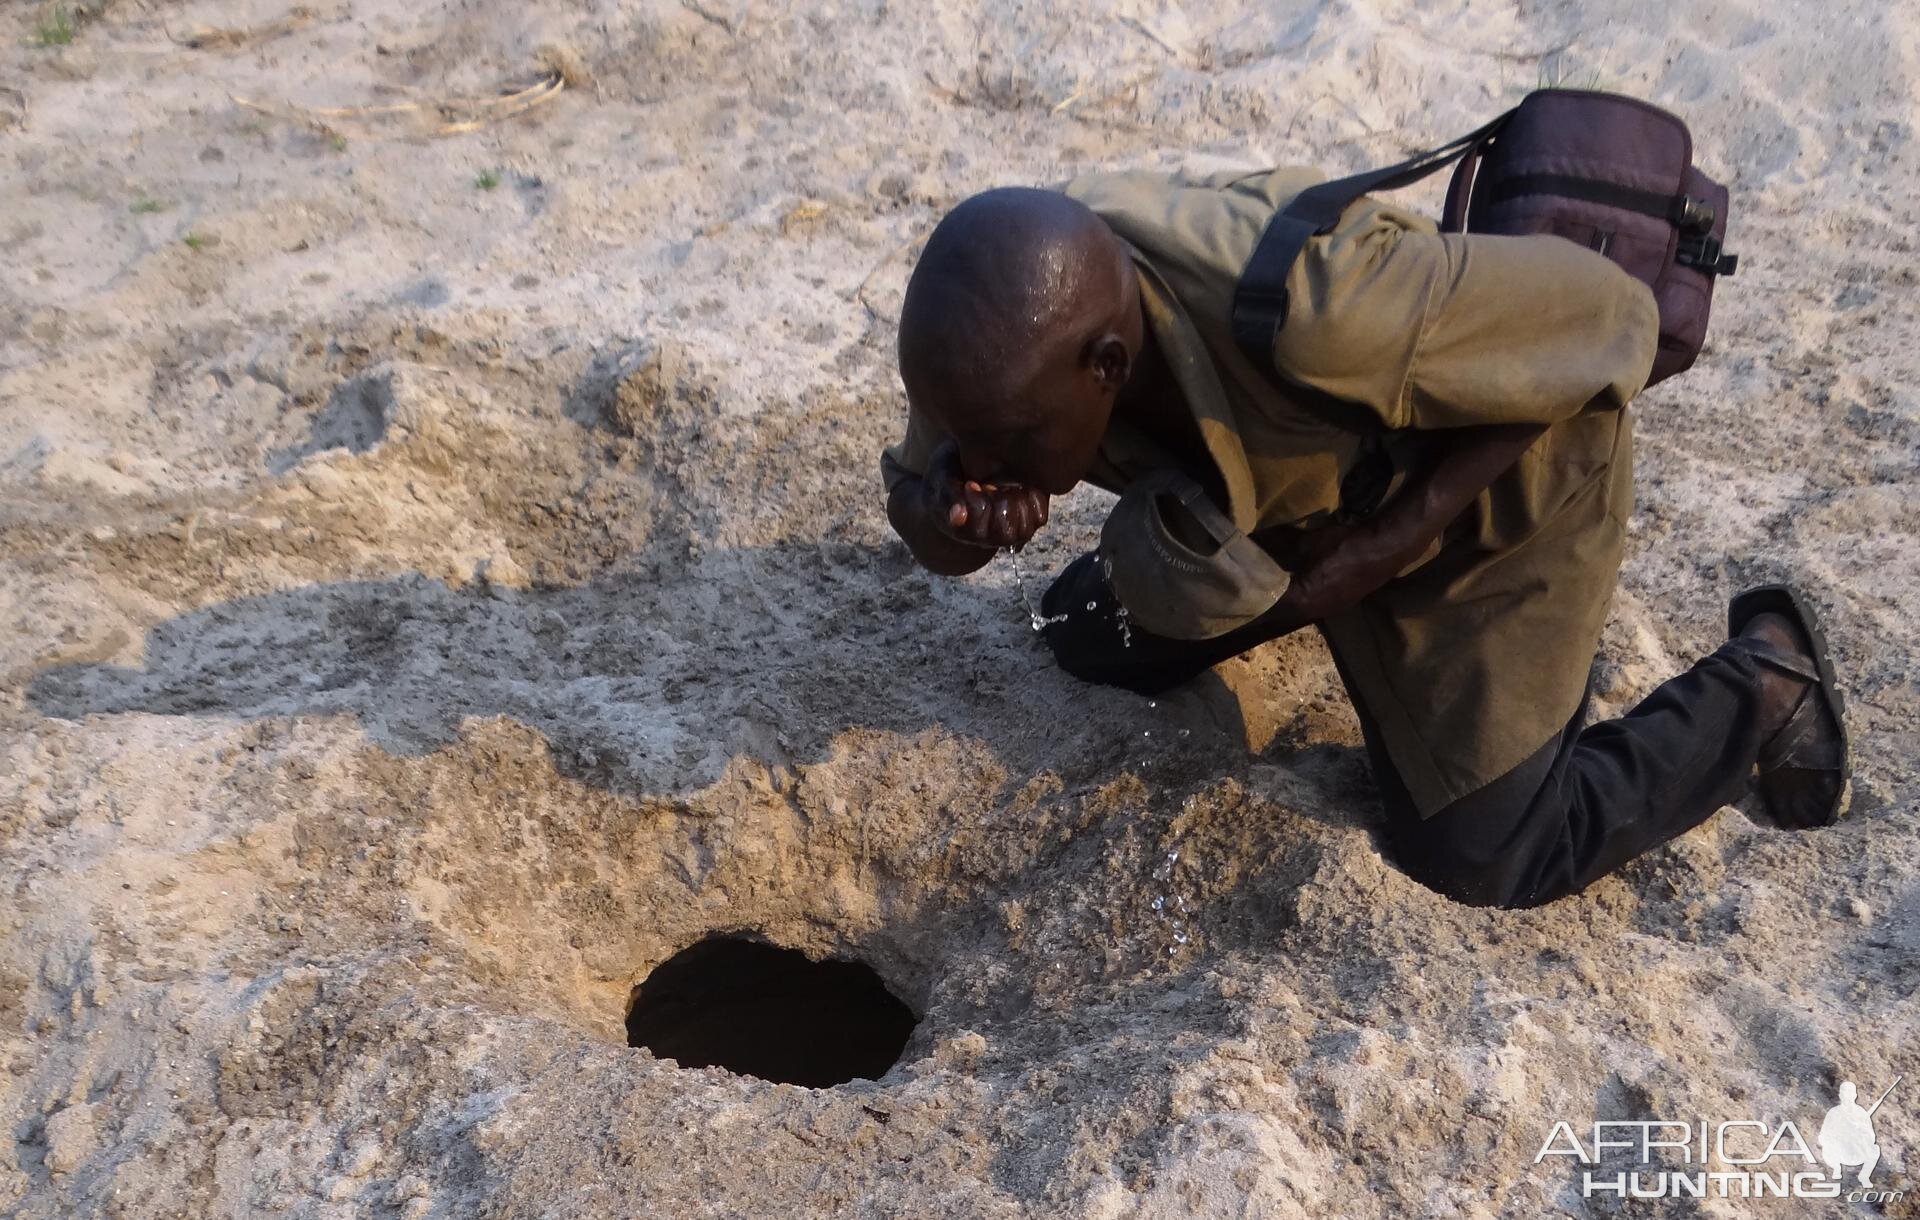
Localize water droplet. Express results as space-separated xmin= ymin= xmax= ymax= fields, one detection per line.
xmin=1086 ymin=601 xmax=1097 ymax=611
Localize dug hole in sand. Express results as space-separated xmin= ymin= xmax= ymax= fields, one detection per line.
xmin=1 ymin=0 xmax=1917 ymax=1216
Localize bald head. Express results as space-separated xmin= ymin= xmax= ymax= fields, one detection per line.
xmin=900 ymin=188 xmax=1133 ymax=420
xmin=897 ymin=187 xmax=1141 ymax=491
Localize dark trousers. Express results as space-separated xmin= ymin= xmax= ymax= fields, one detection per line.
xmin=1040 ymin=554 xmax=1772 ymax=908
xmin=1335 ymin=639 xmax=1770 ymax=908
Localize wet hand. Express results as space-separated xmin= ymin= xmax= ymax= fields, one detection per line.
xmin=922 ymin=441 xmax=1050 ymax=550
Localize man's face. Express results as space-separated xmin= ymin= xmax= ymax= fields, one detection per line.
xmin=921 ymin=345 xmax=1117 ymax=496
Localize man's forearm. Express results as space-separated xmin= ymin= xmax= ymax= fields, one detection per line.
xmin=1292 ymin=423 xmax=1546 ymax=619
xmin=1374 ymin=423 xmax=1544 ymax=568
xmin=1044 ymin=423 xmax=1549 ymax=690
xmin=887 ymin=478 xmax=998 ymax=576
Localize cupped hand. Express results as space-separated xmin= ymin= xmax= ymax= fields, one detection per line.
xmin=922 ymin=440 xmax=1050 ymax=550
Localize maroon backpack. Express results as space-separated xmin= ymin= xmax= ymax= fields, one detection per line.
xmin=1232 ymin=89 xmax=1738 ymax=388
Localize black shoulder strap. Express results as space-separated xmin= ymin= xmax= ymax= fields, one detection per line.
xmin=1229 ymin=110 xmax=1513 ymax=366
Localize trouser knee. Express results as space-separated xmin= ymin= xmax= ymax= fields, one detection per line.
xmin=1392 ymin=827 xmax=1557 ymax=910
xmin=1400 ymin=856 xmax=1540 ymax=909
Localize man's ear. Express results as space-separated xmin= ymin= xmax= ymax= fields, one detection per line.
xmin=1087 ymin=332 xmax=1132 ymax=391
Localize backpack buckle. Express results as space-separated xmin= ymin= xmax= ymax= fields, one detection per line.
xmin=1671 ymin=195 xmax=1717 ymax=233
xmin=1677 ymin=231 xmax=1739 ymax=276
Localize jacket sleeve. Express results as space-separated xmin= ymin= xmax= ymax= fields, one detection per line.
xmin=1270 ymin=201 xmax=1661 ymax=431
xmin=879 ymin=402 xmax=939 ymax=494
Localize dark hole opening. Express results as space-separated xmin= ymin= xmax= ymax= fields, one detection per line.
xmin=625 ymin=935 xmax=917 ymax=1088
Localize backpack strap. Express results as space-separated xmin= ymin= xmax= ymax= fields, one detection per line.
xmin=1230 ymin=110 xmax=1514 ymax=367
xmin=1487 ymin=172 xmax=1717 ymax=228
xmin=1440 ymin=134 xmax=1492 ymax=232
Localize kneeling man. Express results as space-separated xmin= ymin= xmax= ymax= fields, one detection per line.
xmin=880 ymin=166 xmax=1847 ymax=909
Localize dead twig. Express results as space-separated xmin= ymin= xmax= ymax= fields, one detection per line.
xmin=231 ymin=68 xmax=567 ymax=140
xmin=169 ymin=5 xmax=316 ymax=50
xmin=850 ymin=228 xmax=930 ymax=320
xmin=430 ymin=74 xmax=566 ymax=135
xmin=230 ymin=92 xmax=341 ymax=140
xmin=679 ymin=0 xmax=735 ymax=35
xmin=1285 ymin=91 xmax=1380 ymax=140
xmin=0 ymin=86 xmax=28 ymax=133
xmin=1485 ymin=38 xmax=1577 ymax=63
xmin=921 ymin=70 xmax=961 ymax=104
xmin=1119 ymin=15 xmax=1185 ymax=60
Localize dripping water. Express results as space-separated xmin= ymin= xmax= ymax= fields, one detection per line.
xmin=1006 ymin=547 xmax=1068 ymax=632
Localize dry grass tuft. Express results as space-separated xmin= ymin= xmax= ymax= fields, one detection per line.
xmin=534 ymin=43 xmax=592 ymax=89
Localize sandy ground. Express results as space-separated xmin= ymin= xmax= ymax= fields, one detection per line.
xmin=2 ymin=0 xmax=1918 ymax=1216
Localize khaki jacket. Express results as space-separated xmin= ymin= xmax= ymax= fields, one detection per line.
xmin=883 ymin=165 xmax=1659 ymax=815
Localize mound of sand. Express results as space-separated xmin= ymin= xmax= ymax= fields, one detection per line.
xmin=2 ymin=0 xmax=1916 ymax=1215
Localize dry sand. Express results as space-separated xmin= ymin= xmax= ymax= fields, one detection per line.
xmin=2 ymin=0 xmax=1918 ymax=1216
